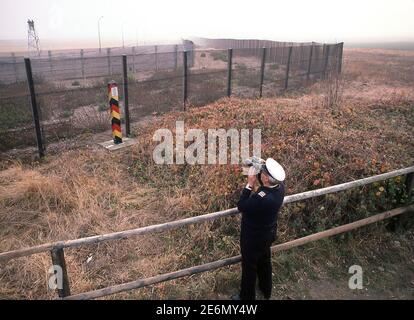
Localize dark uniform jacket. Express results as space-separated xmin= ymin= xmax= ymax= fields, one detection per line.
xmin=237 ymin=183 xmax=285 ymax=241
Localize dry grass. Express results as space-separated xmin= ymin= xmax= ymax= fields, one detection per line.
xmin=0 ymin=48 xmax=413 ymax=299
xmin=0 ymin=151 xmax=169 ymax=298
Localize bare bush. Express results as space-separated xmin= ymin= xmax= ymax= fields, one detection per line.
xmin=322 ymin=71 xmax=343 ymax=112
xmin=72 ymin=105 xmax=110 ymax=132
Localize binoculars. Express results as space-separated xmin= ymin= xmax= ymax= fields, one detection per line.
xmin=243 ymin=156 xmax=266 ymax=175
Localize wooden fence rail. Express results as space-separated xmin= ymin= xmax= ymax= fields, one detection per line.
xmin=64 ymin=205 xmax=414 ymax=300
xmin=1 ymin=166 xmax=412 ymax=263
xmin=0 ymin=166 xmax=413 ymax=299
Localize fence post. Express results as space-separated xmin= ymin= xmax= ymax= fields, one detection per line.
xmin=122 ymin=55 xmax=131 ymax=137
xmin=406 ymin=173 xmax=414 ymax=198
xmin=107 ymin=48 xmax=111 ymax=75
xmin=299 ymin=44 xmax=305 ymax=69
xmin=108 ymin=81 xmax=122 ymax=144
xmin=259 ymin=47 xmax=266 ymax=98
xmin=183 ymin=51 xmax=188 ymax=110
xmin=394 ymin=172 xmax=414 ymax=230
xmin=174 ymin=45 xmax=178 ymax=70
xmin=50 ymin=248 xmax=71 ymax=298
xmin=154 ymin=45 xmax=158 ymax=71
xmin=24 ymin=58 xmax=44 ymax=158
xmin=190 ymin=43 xmax=195 ymax=67
xmin=284 ymin=46 xmax=293 ymax=90
xmin=337 ymin=42 xmax=344 ymax=74
xmin=306 ymin=44 xmax=314 ymax=83
xmin=227 ymin=48 xmax=233 ymax=97
xmin=323 ymin=45 xmax=330 ymax=79
xmin=80 ymin=49 xmax=85 ymax=81
xmin=320 ymin=44 xmax=325 ymax=77
xmin=12 ymin=52 xmax=18 ymax=83
xmin=48 ymin=50 xmax=52 ymax=73
xmin=132 ymin=46 xmax=136 ymax=73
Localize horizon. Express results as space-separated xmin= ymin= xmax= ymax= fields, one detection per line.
xmin=1 ymin=38 xmax=414 ymax=54
xmin=1 ymin=0 xmax=414 ymax=52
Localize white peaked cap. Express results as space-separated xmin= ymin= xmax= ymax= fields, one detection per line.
xmin=265 ymin=158 xmax=285 ymax=182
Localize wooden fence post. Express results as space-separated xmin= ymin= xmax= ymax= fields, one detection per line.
xmin=122 ymin=55 xmax=130 ymax=137
xmin=259 ymin=47 xmax=266 ymax=98
xmin=227 ymin=48 xmax=233 ymax=97
xmin=24 ymin=58 xmax=44 ymax=158
xmin=284 ymin=46 xmax=293 ymax=90
xmin=394 ymin=172 xmax=414 ymax=230
xmin=50 ymin=248 xmax=71 ymax=298
xmin=406 ymin=173 xmax=414 ymax=198
xmin=306 ymin=44 xmax=314 ymax=83
xmin=183 ymin=51 xmax=188 ymax=110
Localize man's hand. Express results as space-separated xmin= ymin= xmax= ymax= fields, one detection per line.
xmin=247 ymin=166 xmax=257 ymax=188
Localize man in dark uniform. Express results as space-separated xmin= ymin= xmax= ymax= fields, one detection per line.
xmin=233 ymin=158 xmax=285 ymax=300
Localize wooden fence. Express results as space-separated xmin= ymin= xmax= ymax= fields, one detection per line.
xmin=0 ymin=166 xmax=413 ymax=299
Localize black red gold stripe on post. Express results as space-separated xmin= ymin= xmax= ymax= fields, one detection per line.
xmin=108 ymin=81 xmax=122 ymax=144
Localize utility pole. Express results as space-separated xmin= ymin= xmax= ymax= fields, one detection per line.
xmin=122 ymin=23 xmax=125 ymax=49
xmin=98 ymin=16 xmax=104 ymax=53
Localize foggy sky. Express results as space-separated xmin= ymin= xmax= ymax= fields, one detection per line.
xmin=1 ymin=0 xmax=413 ymax=46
